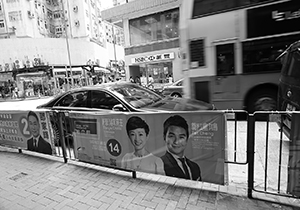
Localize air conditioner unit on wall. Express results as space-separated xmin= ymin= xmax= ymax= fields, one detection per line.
xmin=73 ymin=6 xmax=78 ymax=12
xmin=75 ymin=20 xmax=80 ymax=27
xmin=27 ymin=11 xmax=35 ymax=18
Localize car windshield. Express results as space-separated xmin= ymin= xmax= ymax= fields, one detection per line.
xmin=111 ymin=84 xmax=162 ymax=108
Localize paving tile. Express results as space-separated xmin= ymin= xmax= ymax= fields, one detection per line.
xmin=155 ymin=203 xmax=167 ymax=210
xmin=0 ymin=147 xmax=298 ymax=210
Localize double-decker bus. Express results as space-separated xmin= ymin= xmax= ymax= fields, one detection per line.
xmin=180 ymin=0 xmax=300 ymax=113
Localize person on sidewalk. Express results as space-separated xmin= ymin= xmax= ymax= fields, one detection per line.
xmin=26 ymin=111 xmax=52 ymax=155
xmin=161 ymin=115 xmax=202 ymax=181
xmin=121 ymin=116 xmax=165 ymax=175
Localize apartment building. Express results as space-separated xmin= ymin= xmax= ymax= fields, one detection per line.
xmin=102 ymin=0 xmax=181 ymax=86
xmin=112 ymin=0 xmax=135 ymax=7
xmin=0 ymin=0 xmax=124 ymax=73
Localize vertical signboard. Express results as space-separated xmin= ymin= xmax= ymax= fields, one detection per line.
xmin=70 ymin=111 xmax=227 ymax=185
xmin=0 ymin=110 xmax=55 ymax=155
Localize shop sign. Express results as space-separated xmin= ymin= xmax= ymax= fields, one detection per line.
xmin=247 ymin=0 xmax=300 ymax=38
xmin=131 ymin=52 xmax=175 ymax=64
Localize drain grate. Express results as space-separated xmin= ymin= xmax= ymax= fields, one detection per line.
xmin=9 ymin=172 xmax=28 ymax=181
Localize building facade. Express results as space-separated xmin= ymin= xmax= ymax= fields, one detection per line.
xmin=0 ymin=0 xmax=124 ymax=72
xmin=102 ymin=0 xmax=181 ymax=87
xmin=112 ymin=0 xmax=135 ymax=7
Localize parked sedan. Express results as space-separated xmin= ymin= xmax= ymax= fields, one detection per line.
xmin=37 ymin=82 xmax=215 ymax=146
xmin=37 ymin=81 xmax=214 ymax=112
xmin=158 ymin=78 xmax=184 ymax=97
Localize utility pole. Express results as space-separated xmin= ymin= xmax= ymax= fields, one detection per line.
xmin=111 ymin=21 xmax=117 ymax=80
xmin=61 ymin=0 xmax=74 ymax=88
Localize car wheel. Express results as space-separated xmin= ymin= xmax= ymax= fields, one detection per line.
xmin=171 ymin=93 xmax=182 ymax=98
xmin=247 ymin=88 xmax=277 ymax=120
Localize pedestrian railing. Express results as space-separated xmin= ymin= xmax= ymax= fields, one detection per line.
xmin=0 ymin=109 xmax=299 ymax=206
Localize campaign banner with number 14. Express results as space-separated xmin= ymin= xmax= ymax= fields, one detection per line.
xmin=70 ymin=111 xmax=227 ymax=185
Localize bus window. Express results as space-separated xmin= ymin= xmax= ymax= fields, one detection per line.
xmin=242 ymin=34 xmax=300 ymax=74
xmin=216 ymin=43 xmax=235 ymax=76
xmin=192 ymin=0 xmax=278 ymax=18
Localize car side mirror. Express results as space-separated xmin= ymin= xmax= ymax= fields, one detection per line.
xmin=112 ymin=104 xmax=126 ymax=111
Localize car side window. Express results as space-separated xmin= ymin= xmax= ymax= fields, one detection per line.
xmin=55 ymin=91 xmax=88 ymax=107
xmin=90 ymin=90 xmax=120 ymax=110
xmin=177 ymin=81 xmax=183 ymax=86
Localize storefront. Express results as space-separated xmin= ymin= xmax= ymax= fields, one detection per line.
xmin=126 ymin=50 xmax=181 ymax=88
xmin=53 ymin=67 xmax=93 ymax=91
xmin=16 ymin=71 xmax=50 ymax=98
xmin=0 ymin=72 xmax=14 ymax=98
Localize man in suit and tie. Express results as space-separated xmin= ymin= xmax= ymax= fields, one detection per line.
xmin=27 ymin=111 xmax=52 ymax=155
xmin=161 ymin=115 xmax=201 ymax=181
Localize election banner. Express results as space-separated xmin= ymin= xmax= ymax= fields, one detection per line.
xmin=0 ymin=110 xmax=55 ymax=155
xmin=70 ymin=111 xmax=227 ymax=185
xmin=287 ymin=112 xmax=300 ymax=197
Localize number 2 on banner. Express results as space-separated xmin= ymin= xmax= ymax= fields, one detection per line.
xmin=106 ymin=139 xmax=122 ymax=157
xmin=20 ymin=117 xmax=30 ymax=136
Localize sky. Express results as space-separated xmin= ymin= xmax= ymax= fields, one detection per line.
xmin=100 ymin=0 xmax=113 ymax=10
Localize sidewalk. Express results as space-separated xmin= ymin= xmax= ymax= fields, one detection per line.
xmin=0 ymin=95 xmax=51 ymax=102
xmin=0 ymin=146 xmax=299 ymax=210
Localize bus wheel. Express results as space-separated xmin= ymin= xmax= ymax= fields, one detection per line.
xmin=247 ymin=89 xmax=277 ymax=120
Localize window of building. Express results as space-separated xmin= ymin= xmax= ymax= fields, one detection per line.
xmin=42 ymin=5 xmax=45 ymax=13
xmin=192 ymin=0 xmax=278 ymax=18
xmin=216 ymin=43 xmax=235 ymax=76
xmin=49 ymin=24 xmax=55 ymax=34
xmin=86 ymin=10 xmax=89 ymax=17
xmin=8 ymin=11 xmax=22 ymax=21
xmin=129 ymin=8 xmax=179 ymax=46
xmin=47 ymin=9 xmax=53 ymax=19
xmin=190 ymin=39 xmax=205 ymax=68
xmin=146 ymin=62 xmax=173 ymax=84
xmin=53 ymin=12 xmax=61 ymax=19
xmin=45 ymin=21 xmax=48 ymax=29
xmin=56 ymin=26 xmax=63 ymax=34
xmin=0 ymin=3 xmax=2 ymax=12
xmin=0 ymin=20 xmax=4 ymax=28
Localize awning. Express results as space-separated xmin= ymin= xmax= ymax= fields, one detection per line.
xmin=94 ymin=67 xmax=111 ymax=74
xmin=53 ymin=67 xmax=83 ymax=73
xmin=16 ymin=71 xmax=46 ymax=77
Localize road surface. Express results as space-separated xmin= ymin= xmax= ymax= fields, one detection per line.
xmin=0 ymin=97 xmax=54 ymax=111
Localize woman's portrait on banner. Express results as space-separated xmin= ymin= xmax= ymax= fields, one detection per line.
xmin=121 ymin=116 xmax=165 ymax=175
